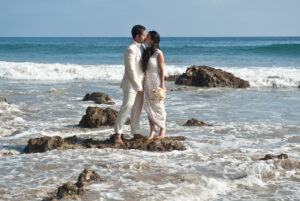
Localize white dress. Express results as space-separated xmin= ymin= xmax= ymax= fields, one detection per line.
xmin=143 ymin=49 xmax=166 ymax=129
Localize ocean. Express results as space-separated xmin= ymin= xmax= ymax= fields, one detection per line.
xmin=0 ymin=37 xmax=300 ymax=200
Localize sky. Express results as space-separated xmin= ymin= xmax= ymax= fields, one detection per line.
xmin=0 ymin=0 xmax=299 ymax=37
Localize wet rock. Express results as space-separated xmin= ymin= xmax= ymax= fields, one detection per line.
xmin=79 ymin=107 xmax=130 ymax=128
xmin=183 ymin=118 xmax=209 ymax=126
xmin=83 ymin=92 xmax=115 ymax=105
xmin=259 ymin=153 xmax=288 ymax=160
xmin=175 ymin=65 xmax=250 ymax=88
xmin=0 ymin=97 xmax=7 ymax=103
xmin=165 ymin=75 xmax=180 ymax=81
xmin=24 ymin=134 xmax=187 ymax=153
xmin=76 ymin=168 xmax=101 ymax=188
xmin=56 ymin=181 xmax=84 ymax=199
xmin=24 ymin=136 xmax=84 ymax=154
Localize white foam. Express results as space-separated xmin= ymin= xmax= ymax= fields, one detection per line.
xmin=0 ymin=61 xmax=185 ymax=81
xmin=218 ymin=66 xmax=300 ymax=88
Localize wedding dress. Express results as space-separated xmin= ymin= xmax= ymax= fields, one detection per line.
xmin=143 ymin=49 xmax=166 ymax=129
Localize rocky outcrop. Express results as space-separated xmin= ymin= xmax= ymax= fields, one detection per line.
xmin=24 ymin=135 xmax=187 ymax=154
xmin=183 ymin=118 xmax=210 ymax=126
xmin=24 ymin=136 xmax=84 ymax=153
xmin=259 ymin=153 xmax=288 ymax=160
xmin=165 ymin=75 xmax=180 ymax=81
xmin=0 ymin=97 xmax=7 ymax=103
xmin=83 ymin=92 xmax=115 ymax=105
xmin=175 ymin=66 xmax=250 ymax=88
xmin=79 ymin=107 xmax=130 ymax=128
xmin=46 ymin=168 xmax=101 ymax=200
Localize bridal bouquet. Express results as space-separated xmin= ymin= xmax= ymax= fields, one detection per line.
xmin=152 ymin=87 xmax=166 ymax=102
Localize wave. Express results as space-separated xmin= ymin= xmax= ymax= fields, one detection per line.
xmin=1 ymin=61 xmax=300 ymax=88
xmin=218 ymin=66 xmax=300 ymax=88
xmin=0 ymin=61 xmax=185 ymax=81
xmin=164 ymin=43 xmax=300 ymax=56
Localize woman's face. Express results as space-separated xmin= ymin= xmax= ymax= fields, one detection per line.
xmin=144 ymin=33 xmax=153 ymax=46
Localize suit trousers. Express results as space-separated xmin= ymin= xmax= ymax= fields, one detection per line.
xmin=114 ymin=89 xmax=143 ymax=134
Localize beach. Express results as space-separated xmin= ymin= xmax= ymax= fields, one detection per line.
xmin=0 ymin=37 xmax=300 ymax=200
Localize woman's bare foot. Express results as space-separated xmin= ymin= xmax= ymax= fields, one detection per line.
xmin=157 ymin=128 xmax=165 ymax=139
xmin=114 ymin=134 xmax=123 ymax=144
xmin=148 ymin=130 xmax=156 ymax=139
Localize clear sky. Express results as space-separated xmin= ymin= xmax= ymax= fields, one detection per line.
xmin=0 ymin=0 xmax=299 ymax=37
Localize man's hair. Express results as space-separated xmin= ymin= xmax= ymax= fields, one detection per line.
xmin=131 ymin=25 xmax=146 ymax=39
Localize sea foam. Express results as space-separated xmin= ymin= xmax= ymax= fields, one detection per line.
xmin=1 ymin=61 xmax=300 ymax=88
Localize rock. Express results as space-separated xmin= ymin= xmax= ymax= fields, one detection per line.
xmin=56 ymin=181 xmax=84 ymax=199
xmin=165 ymin=75 xmax=180 ymax=81
xmin=183 ymin=118 xmax=209 ymax=126
xmin=24 ymin=135 xmax=187 ymax=153
xmin=24 ymin=136 xmax=84 ymax=154
xmin=79 ymin=107 xmax=130 ymax=128
xmin=0 ymin=97 xmax=7 ymax=103
xmin=76 ymin=168 xmax=101 ymax=188
xmin=259 ymin=153 xmax=288 ymax=160
xmin=83 ymin=92 xmax=115 ymax=105
xmin=175 ymin=65 xmax=250 ymax=88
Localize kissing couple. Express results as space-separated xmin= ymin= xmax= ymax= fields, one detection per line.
xmin=114 ymin=25 xmax=167 ymax=144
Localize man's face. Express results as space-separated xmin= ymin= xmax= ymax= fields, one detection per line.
xmin=136 ymin=30 xmax=146 ymax=43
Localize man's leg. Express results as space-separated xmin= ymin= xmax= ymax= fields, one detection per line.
xmin=114 ymin=91 xmax=137 ymax=143
xmin=130 ymin=92 xmax=143 ymax=136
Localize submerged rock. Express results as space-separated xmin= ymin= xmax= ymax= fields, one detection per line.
xmin=79 ymin=106 xmax=130 ymax=128
xmin=24 ymin=134 xmax=187 ymax=153
xmin=83 ymin=92 xmax=115 ymax=105
xmin=47 ymin=168 xmax=100 ymax=200
xmin=56 ymin=181 xmax=84 ymax=199
xmin=0 ymin=97 xmax=7 ymax=103
xmin=175 ymin=65 xmax=250 ymax=88
xmin=259 ymin=153 xmax=288 ymax=160
xmin=76 ymin=168 xmax=101 ymax=188
xmin=183 ymin=118 xmax=209 ymax=126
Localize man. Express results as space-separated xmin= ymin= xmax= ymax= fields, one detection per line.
xmin=114 ymin=25 xmax=146 ymax=144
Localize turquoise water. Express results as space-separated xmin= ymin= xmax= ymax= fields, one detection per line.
xmin=0 ymin=37 xmax=300 ymax=66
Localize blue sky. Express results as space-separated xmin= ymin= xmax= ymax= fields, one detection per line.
xmin=0 ymin=0 xmax=299 ymax=37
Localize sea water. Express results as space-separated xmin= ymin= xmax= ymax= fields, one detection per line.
xmin=0 ymin=37 xmax=300 ymax=201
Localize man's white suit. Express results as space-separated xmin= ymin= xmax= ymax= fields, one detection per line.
xmin=114 ymin=41 xmax=145 ymax=134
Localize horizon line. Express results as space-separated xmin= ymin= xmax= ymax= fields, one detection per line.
xmin=0 ymin=35 xmax=300 ymax=38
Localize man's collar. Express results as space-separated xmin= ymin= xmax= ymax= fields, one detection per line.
xmin=132 ymin=40 xmax=141 ymax=46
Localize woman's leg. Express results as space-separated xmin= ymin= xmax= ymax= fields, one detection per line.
xmin=148 ymin=116 xmax=156 ymax=139
xmin=157 ymin=127 xmax=165 ymax=139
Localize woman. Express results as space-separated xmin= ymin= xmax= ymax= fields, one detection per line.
xmin=142 ymin=31 xmax=166 ymax=139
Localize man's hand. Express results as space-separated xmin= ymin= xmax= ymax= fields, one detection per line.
xmin=138 ymin=88 xmax=144 ymax=95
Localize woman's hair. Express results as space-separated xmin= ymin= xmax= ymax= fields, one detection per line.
xmin=142 ymin=31 xmax=160 ymax=72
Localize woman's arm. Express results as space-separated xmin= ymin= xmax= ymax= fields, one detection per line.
xmin=157 ymin=52 xmax=165 ymax=90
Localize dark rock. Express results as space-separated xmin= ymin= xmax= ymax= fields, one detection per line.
xmin=175 ymin=65 xmax=250 ymax=88
xmin=24 ymin=134 xmax=186 ymax=153
xmin=259 ymin=153 xmax=288 ymax=160
xmin=24 ymin=136 xmax=84 ymax=154
xmin=83 ymin=92 xmax=115 ymax=105
xmin=76 ymin=168 xmax=101 ymax=188
xmin=56 ymin=181 xmax=84 ymax=199
xmin=0 ymin=97 xmax=7 ymax=103
xmin=79 ymin=107 xmax=130 ymax=128
xmin=183 ymin=118 xmax=209 ymax=126
xmin=165 ymin=75 xmax=180 ymax=81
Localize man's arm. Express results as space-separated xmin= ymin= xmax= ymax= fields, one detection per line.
xmin=124 ymin=48 xmax=143 ymax=92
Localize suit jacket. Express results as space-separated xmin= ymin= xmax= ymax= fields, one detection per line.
xmin=121 ymin=41 xmax=145 ymax=93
